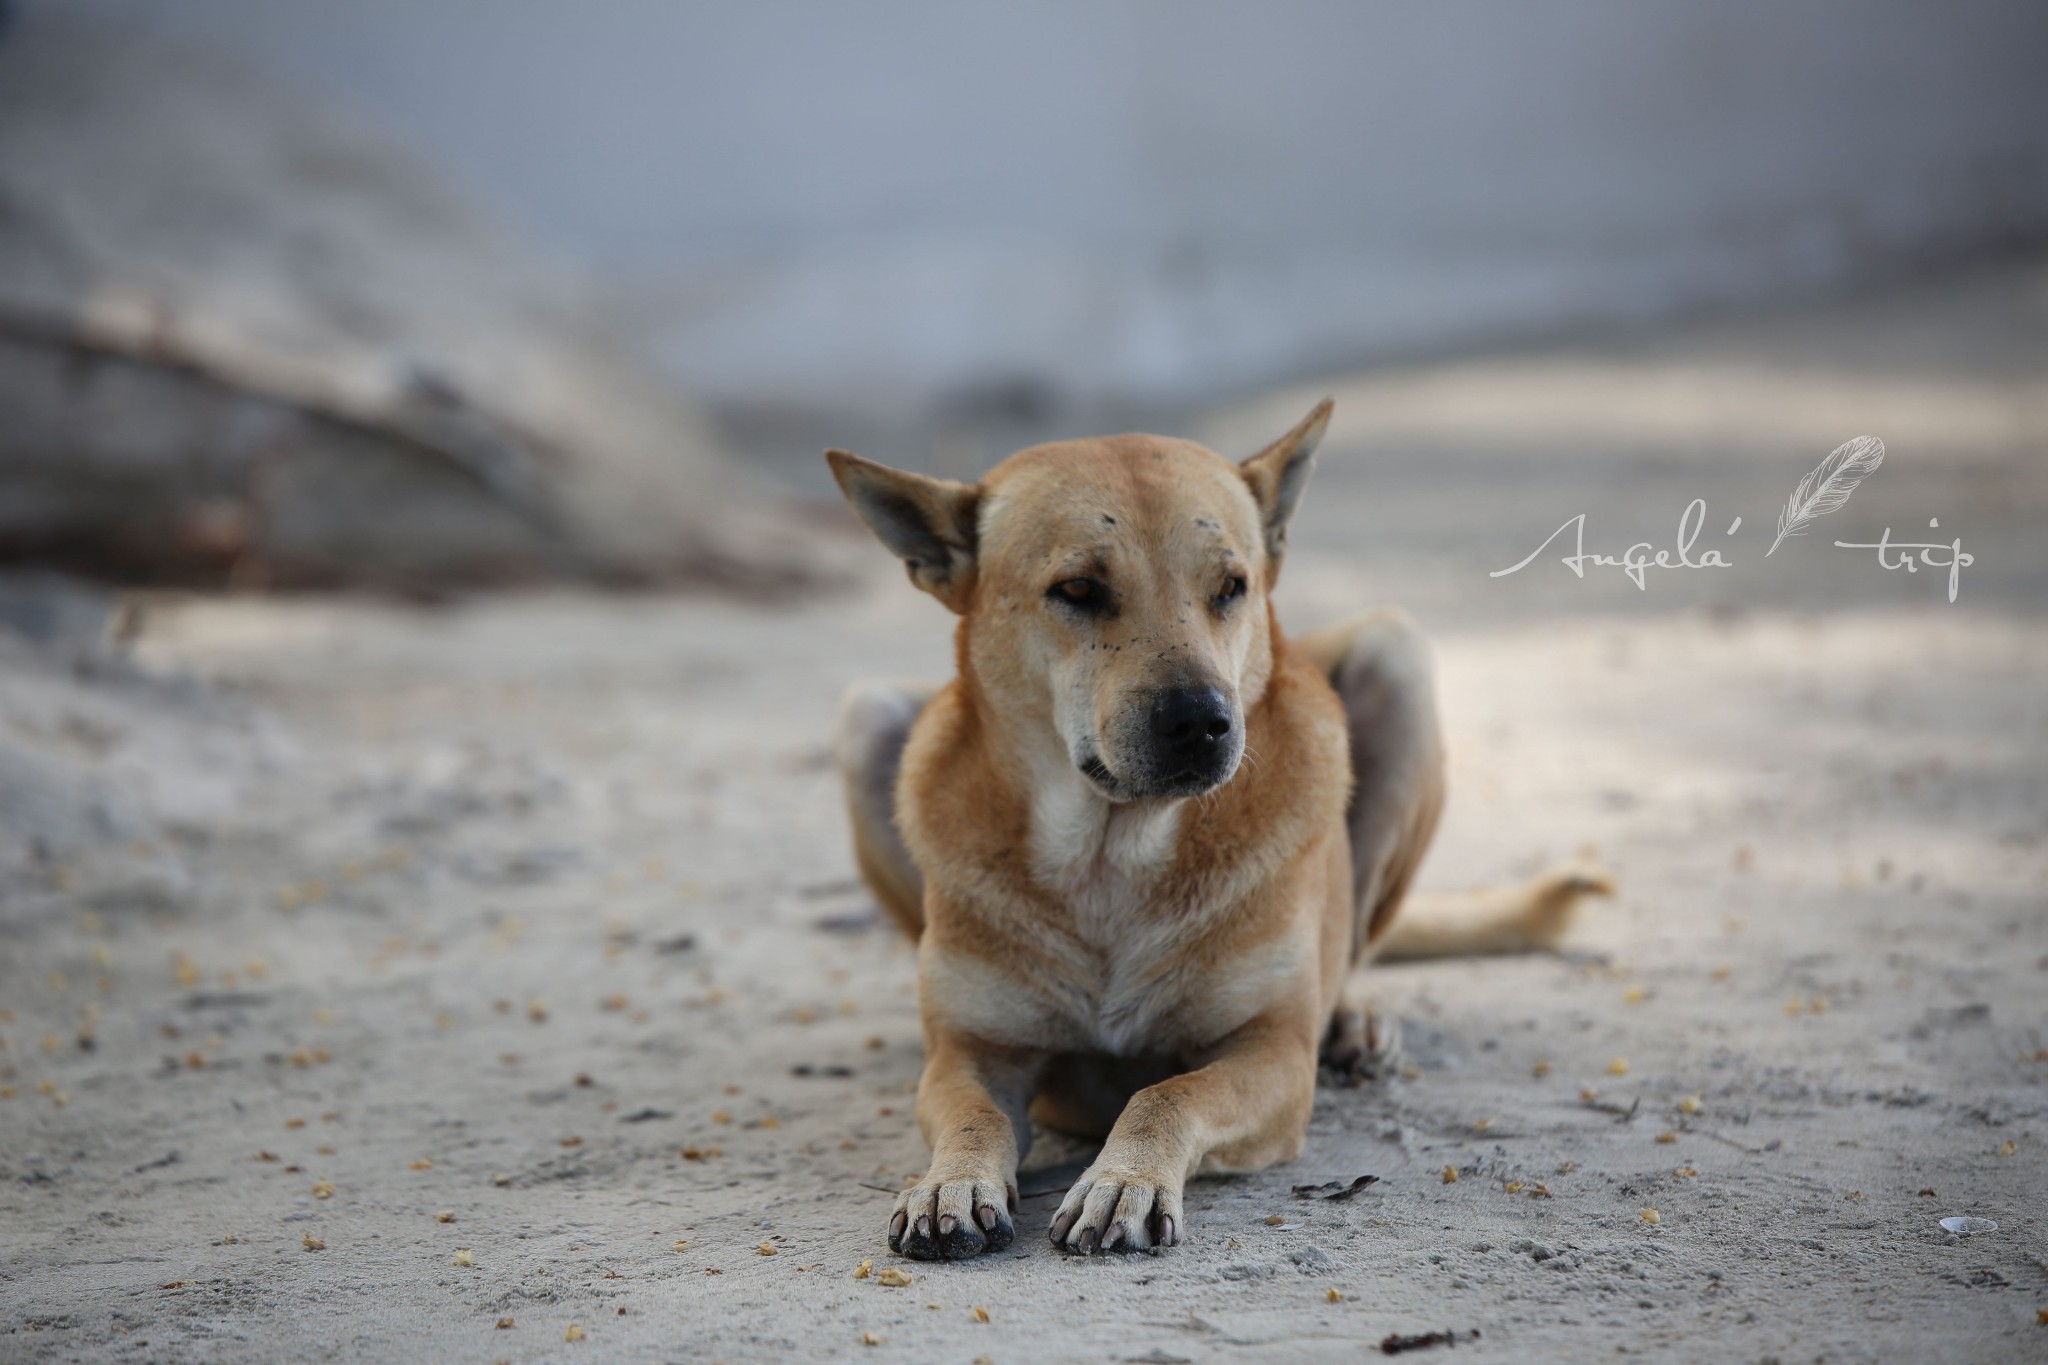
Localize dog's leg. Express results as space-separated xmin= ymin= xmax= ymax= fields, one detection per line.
xmin=1296 ymin=609 xmax=1445 ymax=1079
xmin=1049 ymin=1014 xmax=1315 ymax=1254
xmin=832 ymin=680 xmax=937 ymax=937
xmin=890 ymin=1034 xmax=1043 ymax=1261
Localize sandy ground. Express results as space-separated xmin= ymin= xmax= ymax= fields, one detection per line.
xmin=2 ymin=263 xmax=2046 ymax=1363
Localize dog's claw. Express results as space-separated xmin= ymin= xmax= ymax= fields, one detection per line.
xmin=977 ymin=1204 xmax=1015 ymax=1252
xmin=898 ymin=1212 xmax=942 ymax=1260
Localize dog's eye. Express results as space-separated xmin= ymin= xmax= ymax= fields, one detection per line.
xmin=1217 ymin=575 xmax=1248 ymax=604
xmin=1049 ymin=578 xmax=1105 ymax=610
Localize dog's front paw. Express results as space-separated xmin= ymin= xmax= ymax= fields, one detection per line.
xmin=1048 ymin=1166 xmax=1182 ymax=1255
xmin=888 ymin=1173 xmax=1016 ymax=1261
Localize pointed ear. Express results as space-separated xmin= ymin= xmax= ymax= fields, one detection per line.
xmin=824 ymin=449 xmax=981 ymax=611
xmin=1238 ymin=398 xmax=1332 ymax=569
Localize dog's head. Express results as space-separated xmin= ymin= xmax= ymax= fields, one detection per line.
xmin=827 ymin=401 xmax=1330 ymax=802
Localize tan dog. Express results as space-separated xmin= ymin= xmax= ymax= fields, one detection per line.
xmin=827 ymin=401 xmax=1606 ymax=1260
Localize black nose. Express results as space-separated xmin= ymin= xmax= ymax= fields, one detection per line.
xmin=1150 ymin=686 xmax=1233 ymax=754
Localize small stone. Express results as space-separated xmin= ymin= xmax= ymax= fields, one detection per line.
xmin=1288 ymin=1247 xmax=1335 ymax=1274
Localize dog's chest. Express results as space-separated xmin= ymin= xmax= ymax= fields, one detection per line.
xmin=1031 ymin=795 xmax=1217 ymax=1054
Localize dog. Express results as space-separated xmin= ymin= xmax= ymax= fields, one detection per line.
xmin=826 ymin=400 xmax=1608 ymax=1260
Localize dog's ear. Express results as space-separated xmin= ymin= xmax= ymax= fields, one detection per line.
xmin=1239 ymin=398 xmax=1332 ymax=571
xmin=825 ymin=450 xmax=981 ymax=611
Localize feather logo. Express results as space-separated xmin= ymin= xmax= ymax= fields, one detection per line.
xmin=1767 ymin=436 xmax=1885 ymax=556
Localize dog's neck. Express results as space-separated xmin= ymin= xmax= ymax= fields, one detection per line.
xmin=1021 ymin=753 xmax=1185 ymax=894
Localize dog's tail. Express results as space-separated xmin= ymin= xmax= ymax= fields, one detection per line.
xmin=1372 ymin=865 xmax=1614 ymax=963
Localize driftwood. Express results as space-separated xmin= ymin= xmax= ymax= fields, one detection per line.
xmin=0 ymin=17 xmax=807 ymax=589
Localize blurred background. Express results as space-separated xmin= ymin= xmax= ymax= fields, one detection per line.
xmin=5 ymin=0 xmax=2045 ymax=593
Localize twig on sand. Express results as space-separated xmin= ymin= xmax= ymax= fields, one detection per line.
xmin=1700 ymin=1129 xmax=1765 ymax=1155
xmin=1579 ymin=1095 xmax=1640 ymax=1123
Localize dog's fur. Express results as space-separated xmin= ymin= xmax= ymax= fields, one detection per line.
xmin=826 ymin=401 xmax=1608 ymax=1260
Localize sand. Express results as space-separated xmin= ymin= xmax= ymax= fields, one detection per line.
xmin=2 ymin=263 xmax=2045 ymax=1362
